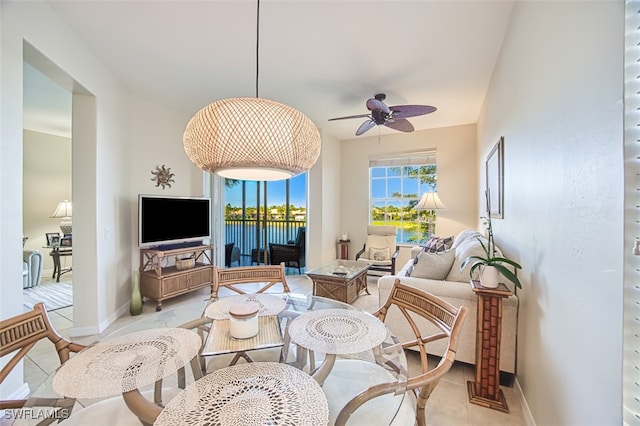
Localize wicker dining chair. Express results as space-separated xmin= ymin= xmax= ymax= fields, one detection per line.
xmin=0 ymin=302 xmax=86 ymax=424
xmin=334 ymin=279 xmax=468 ymax=426
xmin=211 ymin=262 xmax=290 ymax=299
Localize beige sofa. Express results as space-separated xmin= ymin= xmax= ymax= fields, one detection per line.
xmin=377 ymin=229 xmax=519 ymax=375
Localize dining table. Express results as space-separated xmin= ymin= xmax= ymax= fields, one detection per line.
xmin=19 ymin=293 xmax=409 ymax=425
xmin=199 ymin=293 xmax=410 ymax=424
xmin=51 ymin=327 xmax=203 ymax=426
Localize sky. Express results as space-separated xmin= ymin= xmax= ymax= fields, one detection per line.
xmin=224 ymin=173 xmax=307 ymax=208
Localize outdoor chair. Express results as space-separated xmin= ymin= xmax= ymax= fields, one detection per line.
xmin=224 ymin=242 xmax=241 ymax=267
xmin=0 ymin=302 xmax=86 ymax=424
xmin=355 ymin=225 xmax=399 ymax=275
xmin=269 ymin=227 xmax=306 ymax=273
xmin=333 ymin=279 xmax=468 ymax=426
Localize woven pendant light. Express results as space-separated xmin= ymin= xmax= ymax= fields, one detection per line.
xmin=183 ymin=0 xmax=321 ymax=181
xmin=183 ymin=97 xmax=321 ymax=180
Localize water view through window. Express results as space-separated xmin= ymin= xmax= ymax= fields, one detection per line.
xmin=370 ymin=161 xmax=437 ymax=244
xmin=224 ymin=174 xmax=307 ymax=258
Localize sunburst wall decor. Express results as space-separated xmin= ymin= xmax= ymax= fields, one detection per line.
xmin=151 ymin=165 xmax=175 ymax=189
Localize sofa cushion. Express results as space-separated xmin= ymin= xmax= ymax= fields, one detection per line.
xmin=410 ymin=249 xmax=455 ymax=280
xmin=421 ymin=235 xmax=454 ymax=253
xmin=451 ymin=229 xmax=484 ymax=249
xmin=445 ymin=236 xmax=488 ymax=282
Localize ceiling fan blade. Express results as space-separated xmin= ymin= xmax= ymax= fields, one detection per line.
xmin=328 ymin=113 xmax=371 ymax=121
xmin=356 ymin=120 xmax=377 ymax=136
xmin=366 ymin=98 xmax=391 ymax=114
xmin=389 ymin=105 xmax=437 ymax=119
xmin=385 ymin=118 xmax=414 ymax=133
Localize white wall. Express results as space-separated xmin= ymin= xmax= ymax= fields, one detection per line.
xmin=340 ymin=124 xmax=478 ymax=260
xmin=477 ymin=2 xmax=624 ymax=424
xmin=130 ymin=96 xmax=204 ymax=268
xmin=307 ymin=129 xmax=341 ymax=269
xmin=23 ymin=130 xmax=72 ymax=271
xmin=1 ymin=1 xmax=132 ymax=337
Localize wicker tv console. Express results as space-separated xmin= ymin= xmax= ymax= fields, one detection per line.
xmin=139 ymin=244 xmax=214 ymax=311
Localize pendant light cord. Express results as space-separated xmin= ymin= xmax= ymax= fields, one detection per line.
xmin=255 ymin=0 xmax=260 ymax=98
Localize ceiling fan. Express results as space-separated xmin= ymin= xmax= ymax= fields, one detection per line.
xmin=328 ymin=93 xmax=437 ymax=136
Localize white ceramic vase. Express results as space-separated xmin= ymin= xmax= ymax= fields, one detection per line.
xmin=480 ymin=265 xmax=500 ymax=288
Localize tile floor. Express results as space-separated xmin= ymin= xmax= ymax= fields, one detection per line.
xmin=20 ymin=273 xmax=529 ymax=426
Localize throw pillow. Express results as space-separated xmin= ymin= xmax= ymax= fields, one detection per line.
xmin=369 ymin=247 xmax=391 ymax=261
xmin=422 ymin=235 xmax=454 ymax=253
xmin=410 ymin=249 xmax=455 ymax=280
xmin=405 ymin=264 xmax=414 ymax=277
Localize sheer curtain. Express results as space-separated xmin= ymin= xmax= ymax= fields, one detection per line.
xmin=623 ymin=1 xmax=640 ymax=424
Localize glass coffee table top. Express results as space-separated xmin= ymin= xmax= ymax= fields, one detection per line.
xmin=305 ymin=259 xmax=369 ymax=279
xmin=154 ymin=362 xmax=329 ymax=426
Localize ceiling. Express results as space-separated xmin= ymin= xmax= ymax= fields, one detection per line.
xmin=24 ymin=0 xmax=515 ymax=141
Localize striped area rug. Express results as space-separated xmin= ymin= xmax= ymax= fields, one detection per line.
xmin=23 ymin=282 xmax=73 ymax=311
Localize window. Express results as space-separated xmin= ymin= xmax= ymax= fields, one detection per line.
xmin=369 ymin=152 xmax=437 ymax=243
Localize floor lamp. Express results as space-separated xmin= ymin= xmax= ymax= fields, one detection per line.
xmin=414 ymin=192 xmax=446 ymax=238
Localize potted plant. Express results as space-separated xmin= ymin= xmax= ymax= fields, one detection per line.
xmin=459 ymin=191 xmax=522 ymax=289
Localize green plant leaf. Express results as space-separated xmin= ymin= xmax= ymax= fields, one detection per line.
xmin=492 ymin=263 xmax=522 ymax=289
xmin=488 ymin=257 xmax=522 ymax=270
xmin=459 ymin=255 xmax=486 ymax=272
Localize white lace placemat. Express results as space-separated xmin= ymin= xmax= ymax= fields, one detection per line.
xmin=288 ymin=309 xmax=387 ymax=354
xmin=52 ymin=327 xmax=201 ymax=398
xmin=204 ymin=294 xmax=287 ymax=320
xmin=154 ymin=362 xmax=329 ymax=426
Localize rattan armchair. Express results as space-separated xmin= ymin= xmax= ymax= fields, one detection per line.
xmin=0 ymin=302 xmax=86 ymax=422
xmin=355 ymin=225 xmax=399 ymax=275
xmin=334 ymin=279 xmax=468 ymax=426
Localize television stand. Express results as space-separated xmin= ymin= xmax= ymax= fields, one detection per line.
xmin=139 ymin=244 xmax=214 ymax=311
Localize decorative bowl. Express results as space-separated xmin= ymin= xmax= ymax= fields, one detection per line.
xmin=175 ymin=256 xmax=195 ymax=270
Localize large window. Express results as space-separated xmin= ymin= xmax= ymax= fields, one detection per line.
xmin=369 ymin=152 xmax=437 ymax=243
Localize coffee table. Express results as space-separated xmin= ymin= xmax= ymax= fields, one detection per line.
xmin=306 ymin=260 xmax=370 ymax=303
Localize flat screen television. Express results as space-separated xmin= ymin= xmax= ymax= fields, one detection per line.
xmin=138 ymin=195 xmax=211 ymax=248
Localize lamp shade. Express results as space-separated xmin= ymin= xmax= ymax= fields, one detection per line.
xmin=183 ymin=97 xmax=321 ymax=181
xmin=414 ymin=192 xmax=446 ymax=210
xmin=51 ymin=200 xmax=72 ymax=235
xmin=51 ymin=200 xmax=72 ymax=218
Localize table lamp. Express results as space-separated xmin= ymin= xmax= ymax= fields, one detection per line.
xmin=414 ymin=192 xmax=446 ymax=237
xmin=51 ymin=200 xmax=72 ymax=234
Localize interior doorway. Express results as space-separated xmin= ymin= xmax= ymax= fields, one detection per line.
xmin=22 ymin=44 xmax=74 ymax=316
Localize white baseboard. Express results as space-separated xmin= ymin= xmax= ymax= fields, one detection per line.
xmin=6 ymin=383 xmax=30 ymax=400
xmin=515 ymin=377 xmax=536 ymax=425
xmin=68 ymin=302 xmax=129 ymax=337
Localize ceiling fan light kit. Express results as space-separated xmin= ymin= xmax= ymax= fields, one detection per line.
xmin=329 ymin=93 xmax=437 ymax=136
xmin=182 ymin=0 xmax=321 ymax=181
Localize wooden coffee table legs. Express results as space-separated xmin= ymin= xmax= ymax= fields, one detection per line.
xmin=309 ymin=269 xmax=369 ymax=304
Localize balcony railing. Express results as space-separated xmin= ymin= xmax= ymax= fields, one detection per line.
xmin=225 ymin=219 xmax=305 ymax=256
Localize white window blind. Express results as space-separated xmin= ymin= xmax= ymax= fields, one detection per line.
xmin=624 ymin=2 xmax=640 ymax=425
xmin=368 ymin=151 xmax=437 ymax=168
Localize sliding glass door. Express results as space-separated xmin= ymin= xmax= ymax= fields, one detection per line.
xmin=224 ymin=174 xmax=307 ymax=264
